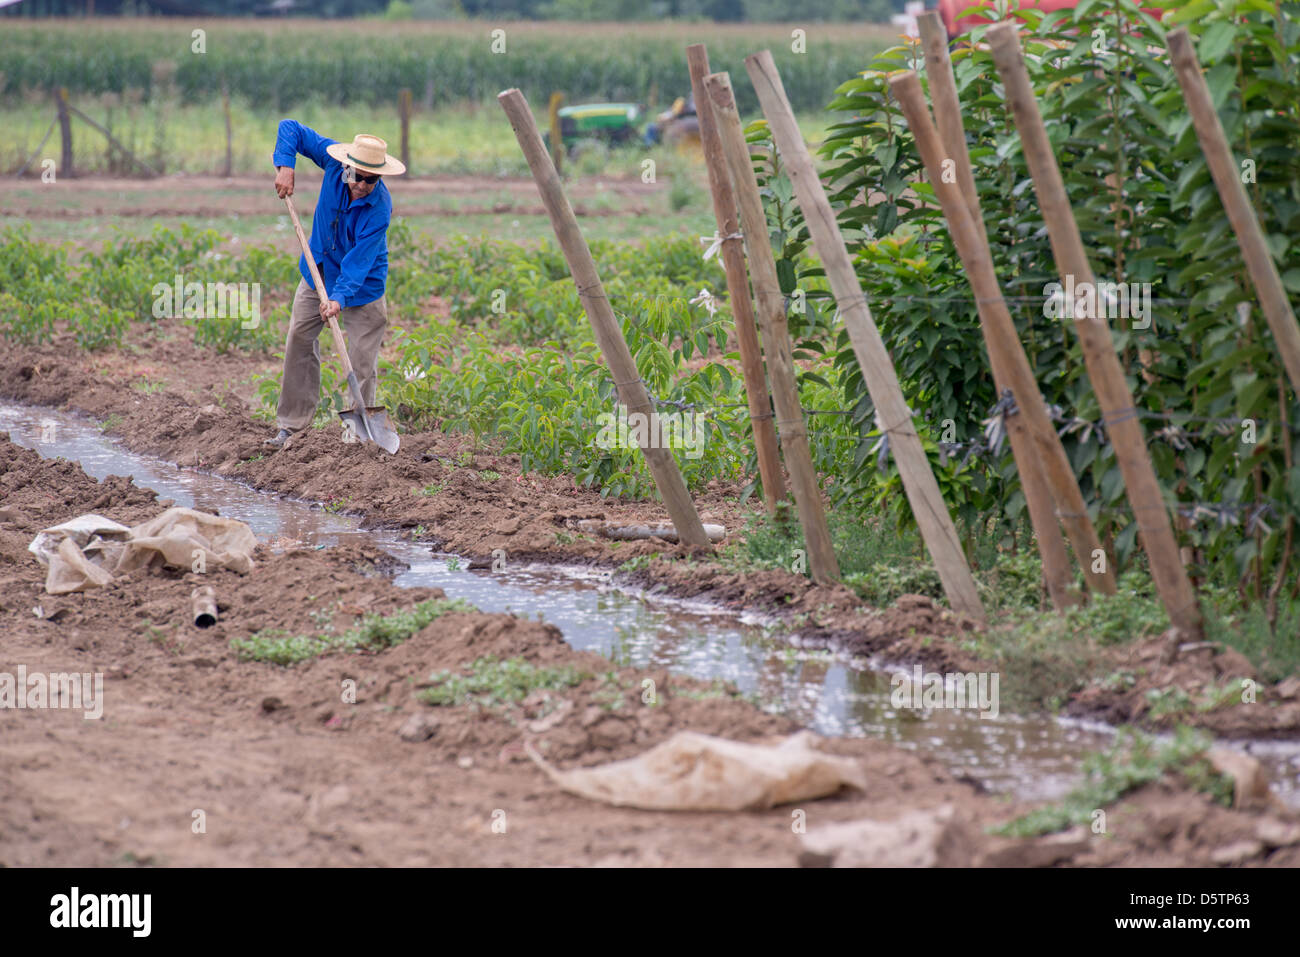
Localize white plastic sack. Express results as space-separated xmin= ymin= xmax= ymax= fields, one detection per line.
xmin=28 ymin=507 xmax=256 ymax=595
xmin=526 ymin=730 xmax=867 ymax=811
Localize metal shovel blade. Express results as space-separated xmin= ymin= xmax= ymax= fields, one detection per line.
xmin=340 ymin=371 xmax=400 ymax=454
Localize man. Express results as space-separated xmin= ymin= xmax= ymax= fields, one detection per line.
xmin=265 ymin=121 xmax=406 ymax=448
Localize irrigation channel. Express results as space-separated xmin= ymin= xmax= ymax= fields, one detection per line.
xmin=4 ymin=400 xmax=1298 ymax=809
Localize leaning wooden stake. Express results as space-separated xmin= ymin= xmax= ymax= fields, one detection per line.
xmin=987 ymin=23 xmax=1203 ymax=638
xmin=686 ymin=43 xmax=787 ymax=518
xmin=916 ymin=13 xmax=980 ymax=220
xmin=66 ymin=103 xmax=159 ymax=176
xmin=917 ymin=12 xmax=1117 ymax=599
xmin=744 ymin=51 xmax=984 ymax=620
xmin=498 ymin=88 xmax=711 ymax=548
xmin=891 ymin=72 xmax=1073 ymax=610
xmin=704 ymin=71 xmax=840 ymax=584
xmin=1167 ymin=28 xmax=1300 ymax=398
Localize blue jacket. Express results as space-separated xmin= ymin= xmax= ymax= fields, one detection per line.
xmin=272 ymin=119 xmax=391 ymax=308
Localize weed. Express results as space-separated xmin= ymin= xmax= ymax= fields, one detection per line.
xmin=308 ymin=606 xmax=336 ymax=633
xmin=1204 ymin=598 xmax=1300 ymax=683
xmin=592 ymin=671 xmax=628 ymax=710
xmin=419 ymin=656 xmax=588 ymax=710
xmin=132 ymin=376 xmax=166 ymax=395
xmin=673 ymin=678 xmax=739 ymax=702
xmin=1098 ymin=670 xmax=1137 ymax=693
xmin=991 ymin=726 xmax=1233 ymax=838
xmin=1145 ymin=679 xmax=1253 ymax=719
xmin=1144 ymin=686 xmax=1194 ymax=719
xmin=617 ymin=554 xmax=653 ymax=574
xmin=231 ymin=598 xmax=473 ymax=665
xmin=98 ymin=413 xmax=123 ymax=433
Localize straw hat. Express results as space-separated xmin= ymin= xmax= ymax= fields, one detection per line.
xmin=325 ymin=133 xmax=407 ymax=176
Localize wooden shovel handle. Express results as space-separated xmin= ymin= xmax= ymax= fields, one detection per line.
xmin=282 ymin=194 xmax=355 ymax=380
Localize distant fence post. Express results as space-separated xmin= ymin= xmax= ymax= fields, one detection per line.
xmin=221 ymin=81 xmax=232 ymax=178
xmin=399 ymin=88 xmax=412 ymax=175
xmin=56 ymin=87 xmax=73 ymax=178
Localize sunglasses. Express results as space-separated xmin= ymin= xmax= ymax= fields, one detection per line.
xmin=345 ymin=166 xmax=381 ymax=185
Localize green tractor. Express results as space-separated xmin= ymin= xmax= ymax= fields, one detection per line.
xmin=547 ymin=98 xmax=644 ymax=158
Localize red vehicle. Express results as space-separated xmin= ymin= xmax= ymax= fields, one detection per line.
xmin=936 ymin=0 xmax=1146 ymax=39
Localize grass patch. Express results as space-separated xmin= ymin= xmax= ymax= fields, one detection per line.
xmin=131 ymin=376 xmax=166 ymax=395
xmin=992 ymin=726 xmax=1234 ymax=838
xmin=418 ymin=655 xmax=588 ymax=710
xmin=232 ymin=597 xmax=473 ymax=665
xmin=1205 ymin=598 xmax=1300 ymax=683
xmin=1143 ymin=679 xmax=1253 ymax=720
xmin=672 ymin=678 xmax=736 ymax=701
xmin=617 ymin=553 xmax=654 ymax=573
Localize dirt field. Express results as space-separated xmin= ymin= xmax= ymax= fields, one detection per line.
xmin=5 ymin=328 xmax=1299 ymax=740
xmin=5 ymin=173 xmax=696 ymax=248
xmin=4 ymin=322 xmax=1300 ymax=867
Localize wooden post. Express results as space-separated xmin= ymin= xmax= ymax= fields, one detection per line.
xmin=704 ymin=71 xmax=840 ymax=584
xmin=916 ymin=13 xmax=979 ymax=221
xmin=1167 ymin=28 xmax=1300 ymax=399
xmin=498 ymin=88 xmax=711 ymax=548
xmin=56 ymin=87 xmax=73 ymax=178
xmin=744 ymin=51 xmax=983 ymax=620
xmin=398 ymin=88 xmax=412 ymax=175
xmin=221 ymin=81 xmax=232 ymax=178
xmin=891 ymin=71 xmax=1074 ymax=610
xmin=917 ymin=12 xmax=1117 ymax=598
xmin=988 ymin=23 xmax=1203 ymax=638
xmin=686 ymin=42 xmax=787 ymax=518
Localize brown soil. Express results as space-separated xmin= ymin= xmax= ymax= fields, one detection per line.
xmin=4 ymin=330 xmax=1295 ymax=740
xmin=4 ymin=435 xmax=1298 ymax=867
xmin=5 ymin=173 xmax=658 ymax=222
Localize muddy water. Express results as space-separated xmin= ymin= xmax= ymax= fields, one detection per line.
xmin=5 ymin=402 xmax=1298 ymax=807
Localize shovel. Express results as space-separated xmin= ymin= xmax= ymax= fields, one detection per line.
xmin=282 ymin=194 xmax=400 ymax=454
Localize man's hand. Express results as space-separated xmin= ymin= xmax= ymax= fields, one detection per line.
xmin=320 ymin=299 xmax=342 ymax=321
xmin=275 ymin=166 xmax=295 ymax=198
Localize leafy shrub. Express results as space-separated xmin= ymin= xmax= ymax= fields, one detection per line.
xmin=773 ymin=0 xmax=1300 ymax=606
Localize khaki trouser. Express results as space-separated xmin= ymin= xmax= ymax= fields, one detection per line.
xmin=276 ymin=277 xmax=388 ymax=432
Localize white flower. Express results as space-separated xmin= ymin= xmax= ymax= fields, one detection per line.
xmin=688 ymin=288 xmax=718 ymax=317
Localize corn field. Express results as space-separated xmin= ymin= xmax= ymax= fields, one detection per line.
xmin=0 ymin=18 xmax=891 ymax=113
